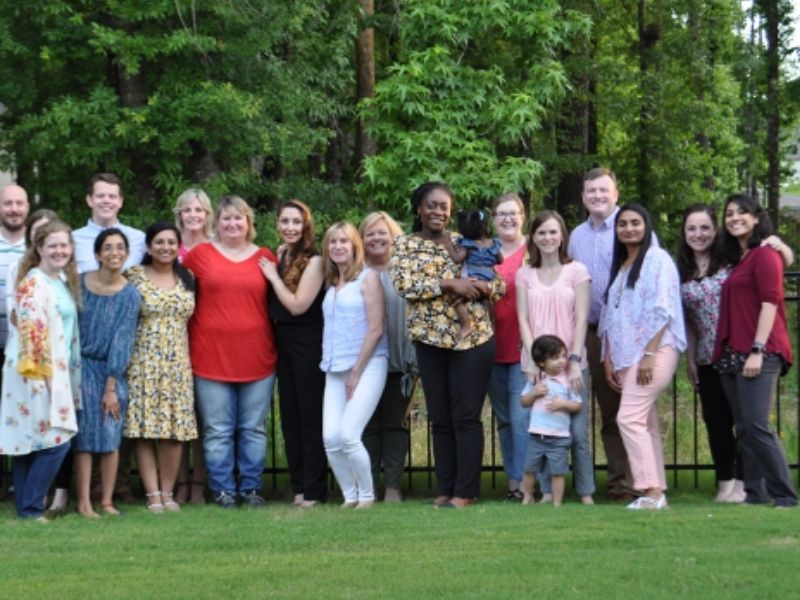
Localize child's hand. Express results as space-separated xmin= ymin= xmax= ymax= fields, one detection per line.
xmin=545 ymin=397 xmax=565 ymax=412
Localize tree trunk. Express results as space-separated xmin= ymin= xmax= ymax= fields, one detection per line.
xmin=110 ymin=16 xmax=155 ymax=207
xmin=355 ymin=0 xmax=376 ymax=173
xmin=757 ymin=0 xmax=781 ymax=227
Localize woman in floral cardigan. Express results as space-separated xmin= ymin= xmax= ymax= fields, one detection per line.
xmin=0 ymin=220 xmax=81 ymax=520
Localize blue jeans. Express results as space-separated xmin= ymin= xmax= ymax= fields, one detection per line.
xmin=539 ymin=369 xmax=596 ymax=497
xmin=12 ymin=442 xmax=70 ymax=518
xmin=487 ymin=362 xmax=529 ymax=484
xmin=195 ymin=375 xmax=275 ymax=495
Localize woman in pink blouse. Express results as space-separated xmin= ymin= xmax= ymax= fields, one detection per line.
xmin=516 ymin=210 xmax=594 ymax=504
xmin=599 ymin=203 xmax=685 ymax=510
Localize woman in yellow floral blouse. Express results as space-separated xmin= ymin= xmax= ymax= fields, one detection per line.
xmin=390 ymin=182 xmax=505 ymax=508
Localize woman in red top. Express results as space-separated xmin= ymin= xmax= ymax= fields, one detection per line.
xmin=184 ymin=195 xmax=278 ymax=509
xmin=486 ymin=193 xmax=529 ymax=501
xmin=712 ymin=193 xmax=797 ymax=508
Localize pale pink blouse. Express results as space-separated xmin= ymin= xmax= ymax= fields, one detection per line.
xmin=515 ymin=260 xmax=590 ymax=375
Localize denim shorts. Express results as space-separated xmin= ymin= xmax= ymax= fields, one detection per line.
xmin=523 ymin=434 xmax=571 ymax=476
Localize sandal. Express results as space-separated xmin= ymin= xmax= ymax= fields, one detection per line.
xmin=146 ymin=491 xmax=164 ymax=514
xmin=504 ymin=489 xmax=524 ymax=502
xmin=162 ymin=491 xmax=181 ymax=512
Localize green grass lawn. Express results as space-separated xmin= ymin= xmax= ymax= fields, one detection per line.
xmin=2 ymin=481 xmax=800 ymax=599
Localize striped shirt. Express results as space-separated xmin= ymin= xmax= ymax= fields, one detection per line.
xmin=0 ymin=233 xmax=25 ymax=348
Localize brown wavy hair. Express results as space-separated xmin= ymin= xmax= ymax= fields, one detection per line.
xmin=278 ymin=199 xmax=317 ymax=292
xmin=17 ymin=220 xmax=81 ymax=307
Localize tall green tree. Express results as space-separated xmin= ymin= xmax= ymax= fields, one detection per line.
xmin=359 ymin=0 xmax=590 ymax=216
xmin=0 ymin=1 xmax=357 ymax=223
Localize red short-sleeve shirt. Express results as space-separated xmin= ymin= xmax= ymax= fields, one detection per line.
xmin=184 ymin=243 xmax=278 ymax=381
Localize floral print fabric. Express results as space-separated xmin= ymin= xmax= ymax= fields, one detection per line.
xmin=389 ymin=232 xmax=505 ymax=350
xmin=123 ymin=266 xmax=197 ymax=441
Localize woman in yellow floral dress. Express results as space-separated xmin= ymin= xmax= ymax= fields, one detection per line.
xmin=124 ymin=222 xmax=197 ymax=513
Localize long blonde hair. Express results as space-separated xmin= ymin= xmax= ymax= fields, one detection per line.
xmin=322 ymin=222 xmax=364 ymax=286
xmin=17 ymin=220 xmax=81 ymax=306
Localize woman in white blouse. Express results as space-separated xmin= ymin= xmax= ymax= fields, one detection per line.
xmin=599 ymin=203 xmax=685 ymax=510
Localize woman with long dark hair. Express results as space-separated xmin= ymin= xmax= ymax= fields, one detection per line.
xmin=712 ymin=194 xmax=797 ymax=508
xmin=261 ymin=199 xmax=327 ymax=507
xmin=677 ymin=203 xmax=792 ymax=503
xmin=599 ymin=203 xmax=685 ymax=510
xmin=73 ymin=229 xmax=140 ymax=517
xmin=124 ymin=222 xmax=197 ymax=512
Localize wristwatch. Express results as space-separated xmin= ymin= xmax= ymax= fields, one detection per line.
xmin=568 ymin=354 xmax=581 ymax=363
xmin=750 ymin=342 xmax=765 ymax=355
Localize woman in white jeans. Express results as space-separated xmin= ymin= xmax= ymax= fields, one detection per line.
xmin=320 ymin=222 xmax=388 ymax=509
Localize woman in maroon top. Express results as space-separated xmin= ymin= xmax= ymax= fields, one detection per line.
xmin=712 ymin=193 xmax=797 ymax=507
xmin=184 ymin=195 xmax=278 ymax=509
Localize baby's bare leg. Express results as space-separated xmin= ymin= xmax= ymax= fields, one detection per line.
xmin=551 ymin=475 xmax=566 ymax=507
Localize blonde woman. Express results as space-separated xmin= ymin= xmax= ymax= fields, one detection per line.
xmin=320 ymin=222 xmax=388 ymax=508
xmin=184 ymin=195 xmax=278 ymax=509
xmin=173 ymin=188 xmax=214 ymax=262
xmin=173 ymin=188 xmax=213 ymax=504
xmin=359 ymin=212 xmax=415 ymax=502
xmin=0 ymin=221 xmax=81 ymax=520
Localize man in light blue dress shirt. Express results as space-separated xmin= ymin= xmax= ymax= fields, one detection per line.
xmin=73 ymin=173 xmax=146 ymax=274
xmin=567 ymin=167 xmax=634 ymax=501
xmin=50 ymin=173 xmax=145 ymax=511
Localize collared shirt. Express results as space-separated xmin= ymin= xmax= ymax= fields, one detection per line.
xmin=0 ymin=232 xmax=25 ymax=347
xmin=568 ymin=208 xmax=619 ymax=326
xmin=568 ymin=208 xmax=659 ymax=326
xmin=73 ymin=219 xmax=147 ymax=274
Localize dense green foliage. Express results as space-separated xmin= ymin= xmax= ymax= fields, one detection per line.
xmin=0 ymin=1 xmax=796 ymax=235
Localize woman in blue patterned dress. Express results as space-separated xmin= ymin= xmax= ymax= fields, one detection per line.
xmin=73 ymin=228 xmax=141 ymax=517
xmin=124 ymin=222 xmax=197 ymax=513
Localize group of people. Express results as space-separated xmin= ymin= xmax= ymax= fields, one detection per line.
xmin=0 ymin=165 xmax=796 ymax=521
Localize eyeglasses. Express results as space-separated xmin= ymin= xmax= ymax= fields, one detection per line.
xmin=494 ymin=211 xmax=520 ymax=219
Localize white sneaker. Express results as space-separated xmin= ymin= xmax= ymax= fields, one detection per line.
xmin=626 ymin=495 xmax=668 ymax=510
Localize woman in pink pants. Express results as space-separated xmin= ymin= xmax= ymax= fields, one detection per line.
xmin=599 ymin=203 xmax=685 ymax=510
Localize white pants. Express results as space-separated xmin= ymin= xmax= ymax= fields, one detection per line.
xmin=323 ymin=356 xmax=388 ymax=502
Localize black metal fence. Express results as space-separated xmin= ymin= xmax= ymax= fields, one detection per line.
xmin=261 ymin=272 xmax=800 ymax=492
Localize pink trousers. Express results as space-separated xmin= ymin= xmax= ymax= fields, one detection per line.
xmin=616 ymin=346 xmax=679 ymax=492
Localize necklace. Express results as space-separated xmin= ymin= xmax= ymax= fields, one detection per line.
xmin=613 ymin=265 xmax=631 ymax=308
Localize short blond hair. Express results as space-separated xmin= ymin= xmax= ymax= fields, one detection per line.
xmin=358 ymin=211 xmax=403 ymax=240
xmin=215 ymin=195 xmax=256 ymax=243
xmin=173 ymin=188 xmax=214 ymax=239
xmin=322 ymin=222 xmax=365 ymax=286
